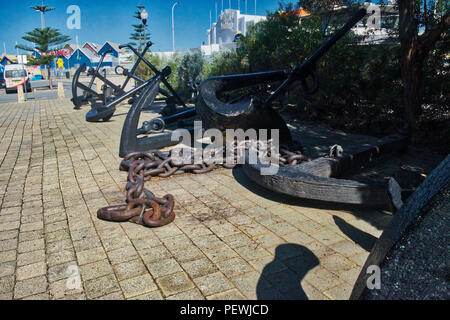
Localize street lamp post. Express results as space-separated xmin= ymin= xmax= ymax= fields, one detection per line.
xmin=172 ymin=2 xmax=180 ymax=52
xmin=141 ymin=8 xmax=149 ymax=47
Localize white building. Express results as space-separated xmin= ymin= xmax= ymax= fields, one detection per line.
xmin=201 ymin=9 xmax=266 ymax=56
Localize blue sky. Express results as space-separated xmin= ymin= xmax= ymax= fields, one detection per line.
xmin=1 ymin=0 xmax=286 ymax=54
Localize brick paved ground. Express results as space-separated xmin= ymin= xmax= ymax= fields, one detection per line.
xmin=0 ymin=98 xmax=398 ymax=300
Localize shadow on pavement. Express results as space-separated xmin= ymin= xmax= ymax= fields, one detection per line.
xmin=257 ymin=244 xmax=319 ymax=300
xmin=333 ymin=216 xmax=377 ymax=251
xmin=232 ymin=167 xmax=390 ymax=230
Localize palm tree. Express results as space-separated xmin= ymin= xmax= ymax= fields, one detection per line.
xmin=16 ymin=28 xmax=70 ymax=89
xmin=31 ymin=1 xmax=55 ymax=29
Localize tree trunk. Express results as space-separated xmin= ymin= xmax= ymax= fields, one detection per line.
xmin=398 ymin=0 xmax=450 ymax=131
xmin=47 ymin=65 xmax=53 ymax=90
xmin=398 ymin=0 xmax=420 ymax=130
xmin=400 ymin=45 xmax=423 ymax=130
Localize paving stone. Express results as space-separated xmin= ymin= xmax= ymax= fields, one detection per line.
xmin=282 ymin=231 xmax=314 ymax=246
xmin=131 ymin=237 xmax=162 ymax=250
xmin=0 ymin=250 xmax=16 ymax=263
xmin=76 ymin=247 xmax=107 ymax=265
xmin=0 ymin=292 xmax=13 ymax=300
xmin=73 ymin=236 xmax=102 ymax=252
xmin=181 ymin=258 xmax=218 ymax=278
xmin=234 ymin=244 xmax=271 ymax=261
xmin=1 ymin=238 xmax=18 ymax=252
xmin=190 ymin=234 xmax=224 ymax=250
xmin=193 ymin=272 xmax=233 ymax=296
xmin=48 ymin=261 xmax=78 ymax=283
xmin=330 ymin=240 xmax=365 ymax=258
xmin=349 ymin=251 xmax=370 ymax=266
xmin=49 ymin=278 xmax=84 ymax=300
xmin=239 ymin=223 xmax=270 ymax=237
xmin=207 ymin=288 xmax=246 ymax=300
xmin=17 ymin=238 xmax=44 ymax=253
xmin=113 ymin=259 xmax=147 ymax=281
xmin=84 ymin=274 xmax=120 ymax=299
xmin=18 ymin=230 xmax=45 ymax=242
xmin=70 ymin=227 xmax=98 ymax=242
xmin=0 ymin=275 xmax=14 ymax=294
xmin=248 ymin=256 xmax=288 ymax=274
xmin=301 ymin=280 xmax=330 ymax=300
xmin=97 ymin=291 xmax=124 ymax=300
xmin=46 ymin=229 xmax=71 ymax=244
xmin=202 ymin=245 xmax=238 ymax=262
xmin=226 ymin=214 xmax=253 ymax=226
xmin=178 ymin=224 xmax=212 ymax=238
xmin=134 ymin=290 xmax=164 ymax=300
xmin=47 ymin=249 xmax=75 ymax=267
xmin=303 ymin=267 xmax=343 ymax=292
xmin=324 ymin=283 xmax=353 ymax=300
xmin=16 ymin=261 xmax=46 ymax=281
xmin=152 ymin=224 xmax=183 ymax=239
xmin=221 ymin=233 xmax=254 ymax=248
xmin=320 ymin=254 xmax=355 ymax=272
xmin=209 ymin=222 xmax=240 ymax=237
xmin=107 ymin=246 xmax=139 ymax=265
xmin=0 ymin=230 xmax=18 ymax=241
xmin=146 ymin=258 xmax=182 ymax=278
xmin=216 ymin=257 xmax=254 ymax=278
xmin=139 ymin=246 xmax=172 ymax=264
xmin=170 ymin=245 xmax=205 ymax=262
xmin=160 ymin=234 xmax=192 ymax=250
xmin=17 ymin=249 xmax=45 ymax=267
xmin=231 ymin=271 xmax=266 ymax=300
xmin=312 ymin=229 xmax=346 ymax=246
xmin=21 ymin=292 xmax=50 ymax=300
xmin=297 ymin=219 xmax=323 ymax=235
xmin=80 ymin=259 xmax=114 ymax=281
xmin=267 ymin=222 xmax=298 ymax=236
xmin=14 ymin=275 xmax=47 ymax=299
xmin=0 ymin=260 xmax=16 ymax=278
xmin=156 ymin=272 xmax=195 ymax=297
xmin=20 ymin=221 xmax=44 ymax=233
xmin=253 ymin=232 xmax=285 ymax=248
xmin=102 ymin=236 xmax=132 ymax=252
xmin=46 ymin=238 xmax=73 ymax=254
xmin=119 ymin=274 xmax=157 ymax=298
xmin=338 ymin=267 xmax=362 ymax=285
xmin=0 ymin=221 xmax=20 ymax=232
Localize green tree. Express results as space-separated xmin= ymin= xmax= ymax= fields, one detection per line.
xmin=397 ymin=0 xmax=449 ymax=130
xmin=177 ymin=52 xmax=206 ymax=96
xmin=15 ymin=27 xmax=70 ymax=89
xmin=130 ymin=9 xmax=150 ymax=49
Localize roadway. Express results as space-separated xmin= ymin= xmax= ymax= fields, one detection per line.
xmin=0 ymin=80 xmax=73 ymax=103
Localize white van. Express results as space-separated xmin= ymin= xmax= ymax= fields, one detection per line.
xmin=4 ymin=64 xmax=32 ymax=94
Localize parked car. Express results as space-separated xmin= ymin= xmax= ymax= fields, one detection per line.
xmin=4 ymin=64 xmax=32 ymax=94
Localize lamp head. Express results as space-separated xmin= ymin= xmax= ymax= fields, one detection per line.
xmin=141 ymin=8 xmax=148 ymax=24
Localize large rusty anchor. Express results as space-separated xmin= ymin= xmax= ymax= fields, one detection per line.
xmin=196 ymin=8 xmax=408 ymax=212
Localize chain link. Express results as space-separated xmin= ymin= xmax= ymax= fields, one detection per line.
xmin=97 ymin=142 xmax=309 ymax=228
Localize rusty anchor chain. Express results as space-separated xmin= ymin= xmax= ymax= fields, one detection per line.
xmin=97 ymin=142 xmax=308 ymax=228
